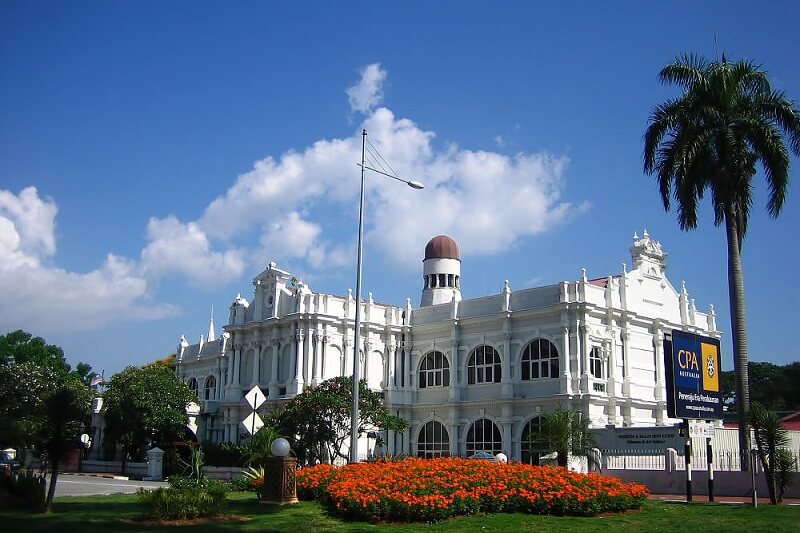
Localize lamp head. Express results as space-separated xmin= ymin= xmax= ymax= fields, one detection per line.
xmin=407 ymin=180 xmax=424 ymax=190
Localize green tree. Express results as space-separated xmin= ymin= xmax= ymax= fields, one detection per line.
xmin=644 ymin=54 xmax=800 ymax=468
xmin=0 ymin=361 xmax=60 ymax=448
xmin=748 ymin=402 xmax=794 ymax=504
xmin=721 ymin=361 xmax=798 ymax=411
xmin=268 ymin=376 xmax=407 ymax=465
xmin=39 ymin=376 xmax=92 ymax=512
xmin=102 ymin=362 xmax=195 ymax=464
xmin=0 ymin=330 xmax=70 ymax=375
xmin=526 ymin=405 xmax=594 ymax=468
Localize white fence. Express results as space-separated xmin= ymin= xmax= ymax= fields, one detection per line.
xmin=600 ymin=427 xmax=800 ymax=472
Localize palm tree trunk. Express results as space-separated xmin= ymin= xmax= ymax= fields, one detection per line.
xmin=44 ymin=458 xmax=59 ymax=512
xmin=725 ymin=208 xmax=752 ymax=471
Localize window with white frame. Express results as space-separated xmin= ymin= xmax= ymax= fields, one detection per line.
xmin=590 ymin=346 xmax=604 ymax=378
xmin=419 ymin=351 xmax=450 ymax=388
xmin=521 ymin=416 xmax=544 ymax=465
xmin=521 ymin=338 xmax=559 ymax=380
xmin=466 ymin=418 xmax=503 ymax=456
xmin=187 ymin=377 xmax=199 ymax=397
xmin=417 ymin=421 xmax=450 ymax=458
xmin=204 ymin=375 xmax=216 ymax=400
xmin=467 ymin=345 xmax=501 ymax=385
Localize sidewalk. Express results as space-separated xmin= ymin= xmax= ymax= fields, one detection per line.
xmin=649 ymin=493 xmax=800 ymax=505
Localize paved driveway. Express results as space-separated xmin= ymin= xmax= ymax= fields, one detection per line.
xmin=53 ymin=474 xmax=167 ymax=497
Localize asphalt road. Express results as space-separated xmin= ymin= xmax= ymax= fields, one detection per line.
xmin=53 ymin=474 xmax=167 ymax=497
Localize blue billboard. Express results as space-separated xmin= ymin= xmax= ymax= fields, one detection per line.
xmin=664 ymin=329 xmax=723 ymax=420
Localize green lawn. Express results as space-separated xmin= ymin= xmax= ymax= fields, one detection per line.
xmin=0 ymin=492 xmax=797 ymax=532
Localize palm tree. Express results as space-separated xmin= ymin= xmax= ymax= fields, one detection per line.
xmin=644 ymin=53 xmax=800 ymax=470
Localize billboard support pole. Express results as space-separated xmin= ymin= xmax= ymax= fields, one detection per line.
xmin=684 ymin=419 xmax=692 ymax=502
xmin=707 ymin=436 xmax=714 ymax=502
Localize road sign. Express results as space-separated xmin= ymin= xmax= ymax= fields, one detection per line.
xmin=242 ymin=412 xmax=264 ymax=435
xmin=688 ymin=420 xmax=715 ymax=438
xmin=244 ymin=385 xmax=266 ymax=410
xmin=664 ymin=330 xmax=723 ymax=420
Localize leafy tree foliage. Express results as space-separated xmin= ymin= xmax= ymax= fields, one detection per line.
xmin=643 ymin=54 xmax=800 ymax=468
xmin=0 ymin=330 xmax=70 ymax=374
xmin=0 ymin=330 xmax=97 ymax=386
xmin=102 ymin=362 xmax=195 ymax=462
xmin=748 ymin=402 xmax=794 ymax=504
xmin=525 ymin=405 xmax=594 ymax=468
xmin=0 ymin=361 xmax=60 ymax=448
xmin=721 ymin=361 xmax=800 ymax=411
xmin=39 ymin=376 xmax=92 ymax=511
xmin=267 ymin=376 xmax=407 ymax=465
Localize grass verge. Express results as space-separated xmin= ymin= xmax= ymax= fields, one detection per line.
xmin=0 ymin=492 xmax=797 ymax=532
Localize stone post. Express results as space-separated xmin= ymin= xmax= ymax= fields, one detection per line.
xmin=261 ymin=456 xmax=298 ymax=505
xmin=144 ymin=447 xmax=164 ymax=481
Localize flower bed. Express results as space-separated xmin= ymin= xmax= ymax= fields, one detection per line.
xmin=297 ymin=458 xmax=647 ymax=522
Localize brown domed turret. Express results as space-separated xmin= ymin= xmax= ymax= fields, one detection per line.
xmin=424 ymin=235 xmax=460 ymax=261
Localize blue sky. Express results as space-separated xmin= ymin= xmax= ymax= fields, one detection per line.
xmin=1 ymin=1 xmax=798 ymax=376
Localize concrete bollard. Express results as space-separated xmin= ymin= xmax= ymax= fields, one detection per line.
xmin=144 ymin=447 xmax=164 ymax=481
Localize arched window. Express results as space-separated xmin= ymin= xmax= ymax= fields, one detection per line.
xmin=204 ymin=375 xmax=216 ymax=400
xmin=521 ymin=417 xmax=544 ymax=465
xmin=467 ymin=345 xmax=501 ymax=385
xmin=466 ymin=418 xmax=502 ymax=456
xmin=187 ymin=377 xmax=199 ymax=397
xmin=419 ymin=351 xmax=450 ymax=388
xmin=590 ymin=347 xmax=604 ymax=378
xmin=417 ymin=421 xmax=450 ymax=458
xmin=521 ymin=338 xmax=559 ymax=380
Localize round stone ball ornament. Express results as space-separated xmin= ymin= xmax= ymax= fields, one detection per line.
xmin=271 ymin=437 xmax=291 ymax=457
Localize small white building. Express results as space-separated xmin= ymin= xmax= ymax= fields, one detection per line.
xmin=176 ymin=231 xmax=719 ymax=462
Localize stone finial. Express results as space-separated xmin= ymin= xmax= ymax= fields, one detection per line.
xmin=581 ymin=268 xmax=587 ymax=283
xmin=622 ymin=262 xmax=627 ymax=275
xmin=503 ymin=280 xmax=511 ymax=293
xmin=347 ymin=288 xmax=353 ymax=300
xmin=368 ymin=292 xmax=373 ymax=304
xmin=681 ymin=280 xmax=687 ymax=294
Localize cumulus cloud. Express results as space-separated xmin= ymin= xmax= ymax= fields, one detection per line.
xmin=0 ymin=63 xmax=583 ymax=335
xmin=346 ymin=63 xmax=387 ymax=114
xmin=190 ymin=90 xmax=578 ymax=272
xmin=141 ymin=216 xmax=245 ymax=284
xmin=0 ymin=188 xmax=176 ymax=333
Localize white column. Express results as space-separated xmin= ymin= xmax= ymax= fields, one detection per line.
xmin=233 ymin=345 xmax=242 ymax=389
xmin=607 ymin=337 xmax=618 ymax=425
xmin=251 ymin=344 xmax=261 ymax=387
xmin=654 ymin=325 xmax=666 ymax=425
xmin=580 ymin=323 xmax=590 ymax=392
xmin=561 ymin=327 xmax=572 ymax=394
xmin=312 ymin=331 xmax=323 ymax=385
xmin=292 ymin=330 xmax=305 ymax=393
xmin=502 ymin=422 xmax=512 ymax=456
xmin=269 ymin=339 xmax=280 ymax=399
xmin=501 ymin=331 xmax=513 ymax=398
xmin=226 ymin=352 xmax=234 ymax=387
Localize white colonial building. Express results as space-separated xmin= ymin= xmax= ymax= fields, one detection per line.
xmin=176 ymin=231 xmax=719 ymax=462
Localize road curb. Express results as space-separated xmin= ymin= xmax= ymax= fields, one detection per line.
xmin=61 ymin=471 xmax=130 ymax=481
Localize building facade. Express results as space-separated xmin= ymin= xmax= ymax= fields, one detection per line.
xmin=176 ymin=231 xmax=719 ymax=462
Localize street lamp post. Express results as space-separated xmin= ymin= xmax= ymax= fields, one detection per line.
xmin=350 ymin=129 xmax=423 ymax=464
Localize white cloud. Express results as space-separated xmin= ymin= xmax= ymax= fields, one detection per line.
xmin=0 ymin=63 xmax=582 ymax=336
xmin=141 ymin=216 xmax=246 ymax=285
xmin=0 ymin=188 xmax=176 ymax=334
xmin=346 ymin=63 xmax=387 ymax=114
xmin=494 ymin=135 xmax=505 ymax=147
xmin=186 ymin=65 xmax=579 ymax=275
xmin=0 ymin=186 xmax=57 ymax=259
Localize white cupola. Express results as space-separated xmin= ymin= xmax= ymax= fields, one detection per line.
xmin=420 ymin=235 xmax=462 ymax=307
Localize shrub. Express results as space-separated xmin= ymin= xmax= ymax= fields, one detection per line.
xmin=297 ymin=458 xmax=647 ymax=522
xmin=296 ymin=463 xmax=338 ymax=501
xmin=137 ymin=480 xmax=227 ymax=520
xmin=0 ymin=469 xmax=46 ymax=511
